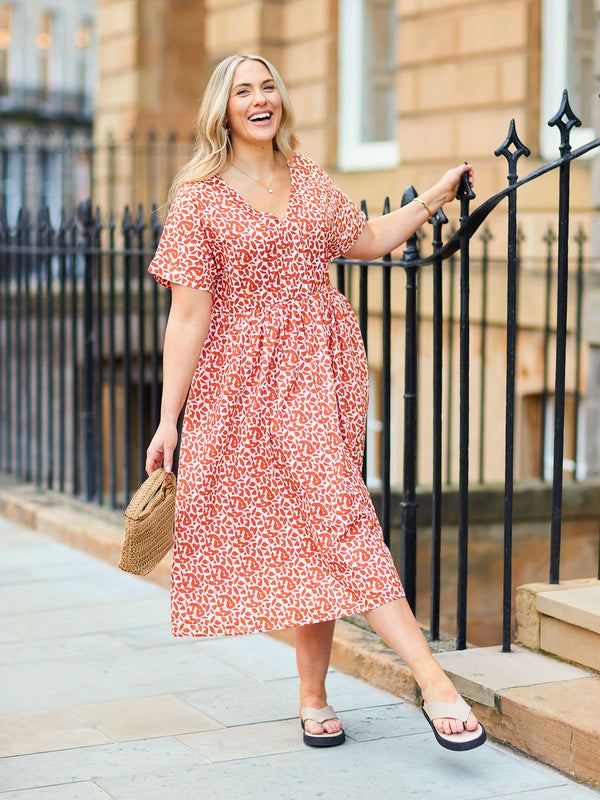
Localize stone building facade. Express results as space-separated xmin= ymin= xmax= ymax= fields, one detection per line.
xmin=0 ymin=0 xmax=96 ymax=220
xmin=95 ymin=0 xmax=600 ymax=483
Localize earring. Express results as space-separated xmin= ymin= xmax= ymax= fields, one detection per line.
xmin=224 ymin=122 xmax=230 ymax=135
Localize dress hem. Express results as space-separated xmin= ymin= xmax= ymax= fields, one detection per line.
xmin=170 ymin=588 xmax=406 ymax=638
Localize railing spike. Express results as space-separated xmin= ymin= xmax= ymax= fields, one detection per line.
xmin=76 ymin=198 xmax=92 ymax=227
xmin=548 ymin=89 xmax=581 ymax=156
xmin=479 ymin=225 xmax=493 ymax=243
xmin=494 ymin=119 xmax=531 ymax=180
xmin=542 ymin=224 xmax=556 ymax=245
xmin=0 ymin=203 xmax=8 ymax=238
xmin=150 ymin=203 xmax=162 ymax=238
xmin=429 ymin=206 xmax=448 ymax=227
xmin=122 ymin=205 xmax=132 ymax=231
xmin=136 ymin=204 xmax=146 ymax=231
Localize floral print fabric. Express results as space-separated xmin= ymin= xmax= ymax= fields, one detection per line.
xmin=149 ymin=152 xmax=405 ymax=637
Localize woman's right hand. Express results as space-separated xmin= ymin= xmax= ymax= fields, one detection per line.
xmin=145 ymin=419 xmax=179 ymax=477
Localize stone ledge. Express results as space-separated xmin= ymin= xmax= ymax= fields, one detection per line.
xmin=540 ymin=617 xmax=600 ymax=673
xmin=537 ymin=584 xmax=600 ymax=635
xmin=515 ymin=578 xmax=600 ymax=651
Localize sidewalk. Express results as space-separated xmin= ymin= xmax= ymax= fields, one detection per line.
xmin=1 ymin=515 xmax=599 ymax=800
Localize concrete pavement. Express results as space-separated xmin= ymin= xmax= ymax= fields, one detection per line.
xmin=1 ymin=515 xmax=599 ymax=800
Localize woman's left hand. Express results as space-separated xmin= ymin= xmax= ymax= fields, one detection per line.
xmin=434 ymin=163 xmax=474 ymax=206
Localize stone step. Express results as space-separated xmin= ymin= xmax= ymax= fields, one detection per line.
xmin=516 ymin=579 xmax=600 ymax=673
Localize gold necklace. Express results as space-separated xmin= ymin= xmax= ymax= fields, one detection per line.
xmin=232 ymin=162 xmax=274 ymax=193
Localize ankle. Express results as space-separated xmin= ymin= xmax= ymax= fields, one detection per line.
xmin=412 ymin=658 xmax=455 ymax=700
xmin=299 ymin=689 xmax=328 ymax=709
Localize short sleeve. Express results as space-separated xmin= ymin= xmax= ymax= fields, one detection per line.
xmin=325 ymin=179 xmax=367 ymax=262
xmin=148 ymin=184 xmax=217 ymax=293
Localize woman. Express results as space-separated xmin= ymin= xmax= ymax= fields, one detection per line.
xmin=146 ymin=53 xmax=485 ymax=752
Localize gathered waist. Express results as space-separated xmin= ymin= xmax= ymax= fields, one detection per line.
xmin=213 ymin=281 xmax=336 ymax=317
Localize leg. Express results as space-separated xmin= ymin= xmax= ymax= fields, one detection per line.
xmin=294 ymin=619 xmax=343 ymax=736
xmin=363 ymin=598 xmax=479 ymax=736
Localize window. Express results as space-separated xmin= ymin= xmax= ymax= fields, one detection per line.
xmin=540 ymin=0 xmax=595 ymax=158
xmin=0 ymin=3 xmax=10 ymax=96
xmin=75 ymin=18 xmax=92 ymax=101
xmin=36 ymin=10 xmax=54 ymax=101
xmin=38 ymin=148 xmax=62 ymax=224
xmin=338 ymin=0 xmax=399 ymax=171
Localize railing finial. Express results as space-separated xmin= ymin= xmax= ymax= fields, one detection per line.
xmin=548 ymin=89 xmax=582 ymax=156
xmin=494 ymin=119 xmax=531 ymax=180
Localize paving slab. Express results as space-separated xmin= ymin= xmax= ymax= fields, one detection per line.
xmin=0 ymin=708 xmax=112 ymax=757
xmin=75 ymin=695 xmax=223 ymax=742
xmin=0 ymin=738 xmax=208 ymax=793
xmin=176 ymin=718 xmax=305 ymax=762
xmin=181 ymin=670 xmax=399 ymax=728
xmin=1 ymin=640 xmax=248 ymax=714
xmin=0 ymin=784 xmax=115 ymax=800
xmin=0 ymin=595 xmax=171 ymax=641
xmin=96 ymin=735 xmax=569 ymax=800
xmin=199 ymin=631 xmax=301 ymax=681
xmin=434 ymin=644 xmax=591 ymax=706
xmin=0 ymin=633 xmax=132 ymax=666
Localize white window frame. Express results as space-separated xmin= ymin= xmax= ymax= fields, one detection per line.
xmin=338 ymin=0 xmax=399 ymax=172
xmin=540 ymin=0 xmax=595 ymax=159
xmin=542 ymin=394 xmax=588 ymax=481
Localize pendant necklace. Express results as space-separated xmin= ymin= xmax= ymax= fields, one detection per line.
xmin=232 ymin=162 xmax=274 ymax=193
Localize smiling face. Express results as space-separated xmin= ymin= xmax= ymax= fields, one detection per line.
xmin=225 ymin=59 xmax=283 ymax=149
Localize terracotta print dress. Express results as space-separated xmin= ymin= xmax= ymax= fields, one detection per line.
xmin=149 ymin=152 xmax=405 ymax=637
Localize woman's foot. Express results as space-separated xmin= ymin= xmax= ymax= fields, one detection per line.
xmin=299 ymin=694 xmax=343 ymax=736
xmin=420 ymin=671 xmax=480 ymax=736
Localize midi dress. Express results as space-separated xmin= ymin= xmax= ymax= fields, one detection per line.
xmin=149 ymin=152 xmax=405 ymax=637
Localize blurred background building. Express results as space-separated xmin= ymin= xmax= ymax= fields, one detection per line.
xmin=0 ymin=0 xmax=96 ymax=222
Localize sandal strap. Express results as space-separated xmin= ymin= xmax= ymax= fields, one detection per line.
xmin=422 ymin=695 xmax=471 ymax=723
xmin=300 ymin=704 xmax=338 ymax=725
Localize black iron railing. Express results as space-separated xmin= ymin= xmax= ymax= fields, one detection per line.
xmin=0 ymin=131 xmax=194 ymax=223
xmin=0 ymin=91 xmax=598 ymax=651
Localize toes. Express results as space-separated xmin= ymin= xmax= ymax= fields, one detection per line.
xmin=434 ymin=718 xmax=465 ymax=735
xmin=323 ymin=719 xmax=342 ymax=734
xmin=304 ymin=720 xmax=325 ymax=735
xmin=465 ymin=711 xmax=479 ymax=732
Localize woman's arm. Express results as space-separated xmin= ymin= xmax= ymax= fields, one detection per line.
xmin=145 ymin=283 xmax=213 ymax=475
xmin=345 ymin=164 xmax=474 ymax=262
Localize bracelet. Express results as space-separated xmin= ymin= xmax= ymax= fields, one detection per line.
xmin=413 ymin=196 xmax=433 ymax=218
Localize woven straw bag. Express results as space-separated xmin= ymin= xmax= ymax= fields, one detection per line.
xmin=119 ymin=468 xmax=176 ymax=575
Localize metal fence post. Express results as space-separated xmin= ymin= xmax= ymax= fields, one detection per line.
xmin=77 ymin=199 xmax=97 ymax=502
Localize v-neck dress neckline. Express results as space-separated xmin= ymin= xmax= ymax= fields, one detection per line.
xmin=214 ymin=153 xmax=296 ymax=223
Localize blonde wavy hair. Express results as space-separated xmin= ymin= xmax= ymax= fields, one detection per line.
xmin=168 ymin=53 xmax=299 ymax=205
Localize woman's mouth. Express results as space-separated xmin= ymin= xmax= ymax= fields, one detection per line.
xmin=248 ymin=112 xmax=272 ymax=124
